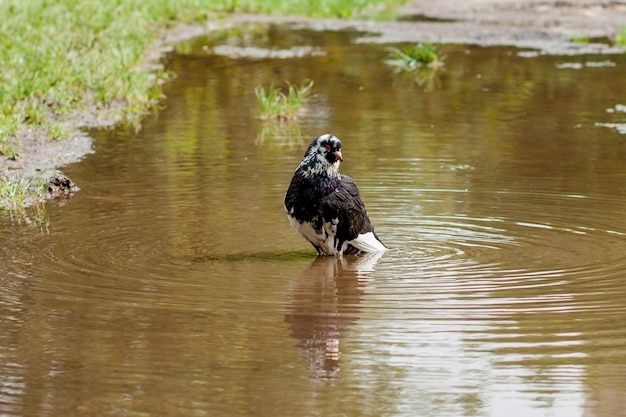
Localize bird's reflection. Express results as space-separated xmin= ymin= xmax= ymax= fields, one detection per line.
xmin=285 ymin=252 xmax=384 ymax=379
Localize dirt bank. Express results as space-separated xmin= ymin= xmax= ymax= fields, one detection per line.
xmin=396 ymin=0 xmax=626 ymax=51
xmin=231 ymin=0 xmax=626 ymax=53
xmin=2 ymin=0 xmax=625 ymax=207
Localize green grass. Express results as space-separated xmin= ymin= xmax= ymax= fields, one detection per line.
xmin=224 ymin=0 xmax=404 ymax=18
xmin=615 ymin=27 xmax=626 ymax=46
xmin=255 ymin=81 xmax=314 ymax=120
xmin=255 ymin=83 xmax=284 ymax=119
xmin=0 ymin=0 xmax=201 ymax=147
xmin=386 ymin=43 xmax=446 ymax=90
xmin=386 ymin=43 xmax=446 ymax=70
xmin=0 ymin=175 xmax=47 ymax=208
xmin=571 ymin=35 xmax=590 ymax=44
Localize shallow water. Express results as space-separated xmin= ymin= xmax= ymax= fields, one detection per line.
xmin=2 ymin=24 xmax=626 ymax=417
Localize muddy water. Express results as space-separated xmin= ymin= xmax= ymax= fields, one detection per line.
xmin=3 ymin=24 xmax=626 ymax=417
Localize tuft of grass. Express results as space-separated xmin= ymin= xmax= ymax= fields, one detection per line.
xmin=255 ymin=81 xmax=314 ymax=121
xmin=255 ymin=83 xmax=284 ymax=120
xmin=0 ymin=175 xmax=47 ymax=208
xmin=0 ymin=141 xmax=19 ymax=160
xmin=386 ymin=43 xmax=446 ymax=90
xmin=386 ymin=43 xmax=446 ymax=70
xmin=571 ymin=35 xmax=590 ymax=44
xmin=284 ymin=81 xmax=315 ymax=117
xmin=615 ymin=27 xmax=626 ymax=46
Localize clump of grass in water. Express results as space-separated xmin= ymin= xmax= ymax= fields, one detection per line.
xmin=386 ymin=43 xmax=446 ymax=70
xmin=255 ymin=81 xmax=314 ymax=121
xmin=0 ymin=175 xmax=47 ymax=208
xmin=386 ymin=43 xmax=446 ymax=90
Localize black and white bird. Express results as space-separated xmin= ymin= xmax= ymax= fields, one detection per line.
xmin=284 ymin=134 xmax=387 ymax=256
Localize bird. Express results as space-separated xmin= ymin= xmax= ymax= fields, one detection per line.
xmin=284 ymin=134 xmax=387 ymax=256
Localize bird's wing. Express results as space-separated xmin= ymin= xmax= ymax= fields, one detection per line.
xmin=320 ymin=175 xmax=385 ymax=253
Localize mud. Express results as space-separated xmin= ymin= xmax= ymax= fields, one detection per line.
xmin=230 ymin=0 xmax=626 ymax=54
xmin=2 ymin=0 xmax=625 ymax=206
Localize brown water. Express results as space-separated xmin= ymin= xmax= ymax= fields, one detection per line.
xmin=2 ymin=24 xmax=626 ymax=417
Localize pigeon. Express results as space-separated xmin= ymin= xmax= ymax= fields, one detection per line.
xmin=284 ymin=134 xmax=387 ymax=256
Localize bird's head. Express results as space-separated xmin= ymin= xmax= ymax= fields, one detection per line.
xmin=300 ymin=134 xmax=343 ymax=177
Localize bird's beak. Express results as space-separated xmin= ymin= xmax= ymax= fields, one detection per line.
xmin=334 ymin=151 xmax=343 ymax=162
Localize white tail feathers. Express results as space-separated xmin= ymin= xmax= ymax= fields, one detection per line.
xmin=348 ymin=232 xmax=387 ymax=253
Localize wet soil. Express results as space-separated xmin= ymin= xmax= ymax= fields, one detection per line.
xmin=2 ymin=0 xmax=625 ymax=206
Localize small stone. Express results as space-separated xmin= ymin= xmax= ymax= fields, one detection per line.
xmin=47 ymin=174 xmax=80 ymax=199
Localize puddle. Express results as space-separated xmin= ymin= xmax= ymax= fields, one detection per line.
xmin=2 ymin=23 xmax=626 ymax=417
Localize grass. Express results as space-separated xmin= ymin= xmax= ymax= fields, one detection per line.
xmin=255 ymin=83 xmax=284 ymax=119
xmin=615 ymin=27 xmax=626 ymax=46
xmin=255 ymin=81 xmax=315 ymax=120
xmin=571 ymin=35 xmax=590 ymax=44
xmin=386 ymin=43 xmax=446 ymax=70
xmin=573 ymin=29 xmax=626 ymax=46
xmin=0 ymin=0 xmax=188 ymax=147
xmin=386 ymin=43 xmax=446 ymax=90
xmin=0 ymin=175 xmax=47 ymax=208
xmin=223 ymin=0 xmax=404 ymax=18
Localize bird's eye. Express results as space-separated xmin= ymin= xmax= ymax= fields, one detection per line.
xmin=324 ymin=145 xmax=330 ymax=152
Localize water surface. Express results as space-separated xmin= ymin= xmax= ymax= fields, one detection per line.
xmin=2 ymin=24 xmax=626 ymax=417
